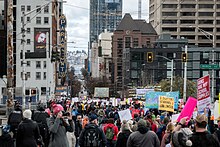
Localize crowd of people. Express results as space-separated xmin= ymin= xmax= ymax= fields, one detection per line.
xmin=0 ymin=98 xmax=220 ymax=147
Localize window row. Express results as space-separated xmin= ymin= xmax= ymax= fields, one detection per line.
xmin=21 ymin=61 xmax=47 ymax=69
xmin=21 ymin=72 xmax=47 ymax=80
xmin=21 ymin=5 xmax=49 ymax=13
xmin=21 ymin=16 xmax=49 ymax=24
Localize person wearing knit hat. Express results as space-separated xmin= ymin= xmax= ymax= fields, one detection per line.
xmin=116 ymin=120 xmax=132 ymax=147
xmin=16 ymin=109 xmax=42 ymax=147
xmin=47 ymin=103 xmax=74 ymax=147
xmin=23 ymin=109 xmax=32 ymax=119
xmin=127 ymin=119 xmax=160 ymax=147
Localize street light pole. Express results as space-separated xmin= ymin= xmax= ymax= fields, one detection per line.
xmin=195 ymin=27 xmax=215 ymax=103
xmin=183 ymin=45 xmax=187 ymax=102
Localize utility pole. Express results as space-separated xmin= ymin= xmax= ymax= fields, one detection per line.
xmin=7 ymin=0 xmax=14 ymax=100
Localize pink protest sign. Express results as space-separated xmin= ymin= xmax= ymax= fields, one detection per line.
xmin=197 ymin=75 xmax=211 ymax=112
xmin=177 ymin=97 xmax=197 ymax=122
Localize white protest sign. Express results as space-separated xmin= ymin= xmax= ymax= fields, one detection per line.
xmin=171 ymin=114 xmax=180 ymax=123
xmin=118 ymin=109 xmax=132 ymax=122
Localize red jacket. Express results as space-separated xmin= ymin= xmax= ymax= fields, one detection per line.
xmin=103 ymin=123 xmax=119 ymax=141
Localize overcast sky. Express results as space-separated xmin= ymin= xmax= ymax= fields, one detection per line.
xmin=63 ymin=0 xmax=149 ymax=52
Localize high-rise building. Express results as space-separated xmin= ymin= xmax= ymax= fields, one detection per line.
xmin=90 ymin=0 xmax=122 ymax=45
xmin=0 ymin=0 xmax=7 ymax=78
xmin=10 ymin=0 xmax=65 ymax=103
xmin=149 ymin=0 xmax=220 ymax=47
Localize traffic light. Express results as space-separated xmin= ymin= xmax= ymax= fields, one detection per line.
xmin=147 ymin=52 xmax=153 ymax=63
xmin=51 ymin=47 xmax=57 ymax=62
xmin=182 ymin=53 xmax=187 ymax=62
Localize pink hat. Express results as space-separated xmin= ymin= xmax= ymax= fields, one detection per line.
xmin=45 ymin=108 xmax=51 ymax=116
xmin=52 ymin=104 xmax=64 ymax=115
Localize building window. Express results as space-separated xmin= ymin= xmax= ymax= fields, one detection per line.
xmin=36 ymin=17 xmax=41 ymax=24
xmin=27 ymin=17 xmax=30 ymax=22
xmin=27 ymin=61 xmax=30 ymax=67
xmin=36 ymin=72 xmax=41 ymax=80
xmin=125 ymin=37 xmax=131 ymax=48
xmin=36 ymin=61 xmax=41 ymax=68
xmin=44 ymin=17 xmax=49 ymax=24
xmin=21 ymin=5 xmax=25 ymax=11
xmin=43 ymin=61 xmax=46 ymax=68
xmin=27 ymin=39 xmax=31 ymax=44
xmin=36 ymin=6 xmax=41 ymax=13
xmin=27 ymin=5 xmax=31 ymax=11
xmin=117 ymin=38 xmax=123 ymax=48
xmin=21 ymin=17 xmax=24 ymax=22
xmin=27 ymin=28 xmax=30 ymax=33
xmin=133 ymin=38 xmax=139 ymax=48
xmin=44 ymin=5 xmax=49 ymax=13
xmin=43 ymin=72 xmax=46 ymax=79
xmin=41 ymin=87 xmax=46 ymax=95
xmin=27 ymin=72 xmax=30 ymax=78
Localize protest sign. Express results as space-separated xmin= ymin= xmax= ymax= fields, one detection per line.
xmin=177 ymin=97 xmax=197 ymax=122
xmin=118 ymin=109 xmax=132 ymax=122
xmin=171 ymin=114 xmax=180 ymax=123
xmin=145 ymin=91 xmax=179 ymax=109
xmin=158 ymin=96 xmax=174 ymax=112
xmin=197 ymin=75 xmax=211 ymax=112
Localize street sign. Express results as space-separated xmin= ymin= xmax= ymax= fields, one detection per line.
xmin=200 ymin=64 xmax=220 ymax=69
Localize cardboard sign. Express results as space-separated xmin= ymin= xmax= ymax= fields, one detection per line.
xmin=118 ymin=109 xmax=132 ymax=122
xmin=197 ymin=75 xmax=211 ymax=112
xmin=177 ymin=97 xmax=197 ymax=122
xmin=158 ymin=96 xmax=174 ymax=112
xmin=171 ymin=114 xmax=180 ymax=123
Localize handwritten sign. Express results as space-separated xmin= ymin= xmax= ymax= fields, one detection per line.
xmin=158 ymin=96 xmax=174 ymax=112
xmin=177 ymin=97 xmax=197 ymax=122
xmin=197 ymin=75 xmax=211 ymax=112
xmin=118 ymin=109 xmax=132 ymax=122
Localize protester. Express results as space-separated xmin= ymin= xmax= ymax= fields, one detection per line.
xmin=214 ymin=116 xmax=220 ymax=142
xmin=16 ymin=109 xmax=43 ymax=147
xmin=127 ymin=119 xmax=160 ymax=147
xmin=7 ymin=102 xmax=22 ymax=139
xmin=156 ymin=117 xmax=170 ymax=142
xmin=174 ymin=115 xmax=220 ymax=147
xmin=47 ymin=104 xmax=74 ymax=147
xmin=103 ymin=118 xmax=119 ymax=147
xmin=75 ymin=114 xmax=83 ymax=147
xmin=160 ymin=122 xmax=174 ymax=147
xmin=79 ymin=113 xmax=107 ymax=147
xmin=116 ymin=120 xmax=132 ymax=147
xmin=32 ymin=103 xmax=50 ymax=147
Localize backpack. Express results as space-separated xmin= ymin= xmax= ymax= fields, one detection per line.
xmin=84 ymin=126 xmax=100 ymax=147
xmin=105 ymin=126 xmax=114 ymax=140
xmin=8 ymin=111 xmax=22 ymax=128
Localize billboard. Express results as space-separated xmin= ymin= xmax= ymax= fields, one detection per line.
xmin=34 ymin=28 xmax=50 ymax=52
xmin=197 ymin=75 xmax=211 ymax=112
xmin=94 ymin=87 xmax=109 ymax=98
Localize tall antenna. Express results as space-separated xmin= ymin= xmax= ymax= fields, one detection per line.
xmin=138 ymin=0 xmax=141 ymax=19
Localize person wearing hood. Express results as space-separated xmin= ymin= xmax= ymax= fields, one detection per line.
xmin=47 ymin=104 xmax=74 ymax=147
xmin=127 ymin=119 xmax=160 ymax=147
xmin=16 ymin=109 xmax=42 ymax=147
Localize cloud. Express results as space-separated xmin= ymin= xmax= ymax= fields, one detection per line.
xmin=64 ymin=0 xmax=149 ymax=52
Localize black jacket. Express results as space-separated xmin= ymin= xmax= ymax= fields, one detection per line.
xmin=16 ymin=118 xmax=41 ymax=147
xmin=75 ymin=120 xmax=82 ymax=138
xmin=116 ymin=130 xmax=132 ymax=147
xmin=79 ymin=123 xmax=107 ymax=147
